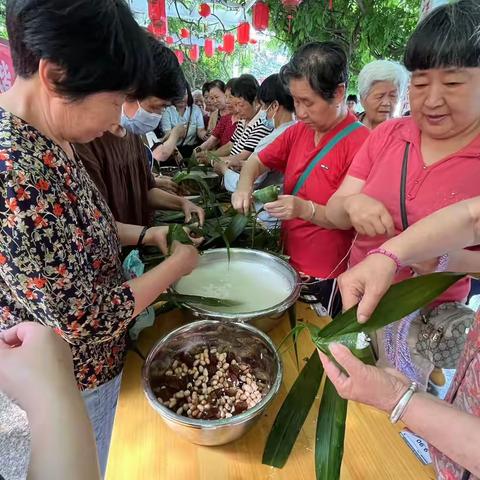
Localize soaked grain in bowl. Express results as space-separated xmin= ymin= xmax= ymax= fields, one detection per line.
xmin=149 ymin=346 xmax=268 ymax=420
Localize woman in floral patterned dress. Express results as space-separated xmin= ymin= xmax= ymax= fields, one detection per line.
xmin=323 ymin=195 xmax=480 ymax=479
xmin=0 ymin=0 xmax=199 ymax=475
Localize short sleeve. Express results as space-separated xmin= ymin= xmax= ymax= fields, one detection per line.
xmin=257 ymin=127 xmax=294 ymax=173
xmin=230 ymin=122 xmax=244 ymax=145
xmin=161 ymin=108 xmax=173 ymax=132
xmin=242 ymin=124 xmax=271 ymax=152
xmin=194 ymin=106 xmax=205 ymax=129
xmin=347 ymin=122 xmax=388 ymax=181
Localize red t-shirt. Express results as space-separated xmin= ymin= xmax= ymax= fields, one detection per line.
xmin=212 ymin=114 xmax=237 ymax=146
xmin=348 ymin=116 xmax=480 ymax=302
xmin=258 ymin=113 xmax=370 ymax=278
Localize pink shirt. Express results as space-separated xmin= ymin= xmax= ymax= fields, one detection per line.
xmin=348 ymin=117 xmax=480 ymax=302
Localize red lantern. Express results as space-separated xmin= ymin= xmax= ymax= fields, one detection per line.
xmin=148 ymin=0 xmax=168 ymax=37
xmin=199 ymin=3 xmax=211 ymax=17
xmin=165 ymin=35 xmax=174 ymax=45
xmin=237 ymin=22 xmax=250 ymax=45
xmin=189 ymin=44 xmax=200 ymax=62
xmin=223 ymin=33 xmax=235 ymax=54
xmin=174 ymin=50 xmax=184 ymax=65
xmin=204 ymin=38 xmax=215 ymax=58
xmin=250 ymin=38 xmax=258 ymax=45
xmin=180 ymin=28 xmax=190 ymax=39
xmin=252 ymin=1 xmax=270 ymax=31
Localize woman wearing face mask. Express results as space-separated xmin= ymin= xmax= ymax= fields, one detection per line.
xmin=326 ymin=0 xmax=480 ymax=388
xmin=220 ymin=74 xmax=295 ymax=190
xmin=75 ymin=37 xmax=205 ymax=230
xmin=357 ymin=60 xmax=409 ymax=130
xmin=232 ymin=43 xmax=369 ymax=316
xmin=0 ymin=4 xmax=200 ymax=475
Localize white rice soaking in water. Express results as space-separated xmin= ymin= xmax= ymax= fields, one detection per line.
xmin=175 ymin=260 xmax=292 ymax=313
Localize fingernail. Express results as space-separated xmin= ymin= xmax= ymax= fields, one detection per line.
xmin=358 ymin=314 xmax=368 ymax=323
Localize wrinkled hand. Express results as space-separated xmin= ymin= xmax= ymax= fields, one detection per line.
xmin=154 ymin=175 xmax=179 ymax=194
xmin=232 ymin=188 xmax=253 ymax=216
xmin=0 ymin=322 xmax=78 ymax=413
xmin=170 ymin=241 xmax=199 ymax=276
xmin=319 ymin=343 xmax=409 ymax=413
xmin=344 ymin=193 xmax=395 ymax=237
xmin=181 ymin=199 xmax=205 ymax=226
xmin=338 ymin=253 xmax=397 ymax=323
xmin=264 ymin=195 xmax=310 ymax=221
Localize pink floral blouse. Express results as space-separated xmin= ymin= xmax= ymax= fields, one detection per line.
xmin=0 ymin=108 xmax=135 ymax=390
xmin=431 ymin=313 xmax=480 ymax=480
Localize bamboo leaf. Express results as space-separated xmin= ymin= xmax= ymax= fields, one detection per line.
xmin=287 ymin=304 xmax=300 ymax=370
xmin=155 ymin=292 xmax=241 ymax=307
xmin=320 ymin=272 xmax=464 ymax=338
xmin=262 ymin=352 xmax=324 ymax=468
xmin=224 ymin=213 xmax=249 ymax=244
xmin=315 ymin=379 xmax=348 ymax=480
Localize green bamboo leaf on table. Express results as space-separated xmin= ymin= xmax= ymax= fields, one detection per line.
xmin=262 ymin=352 xmax=324 ymax=468
xmin=263 ymin=272 xmax=467 ymax=476
xmin=315 ymin=379 xmax=348 ymax=480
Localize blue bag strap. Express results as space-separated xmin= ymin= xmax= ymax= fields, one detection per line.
xmin=292 ymin=121 xmax=363 ymax=196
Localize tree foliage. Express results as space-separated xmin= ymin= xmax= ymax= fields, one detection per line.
xmin=266 ymin=0 xmax=419 ymax=86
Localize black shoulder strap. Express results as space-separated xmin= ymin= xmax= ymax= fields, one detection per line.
xmin=400 ymin=143 xmax=410 ymax=231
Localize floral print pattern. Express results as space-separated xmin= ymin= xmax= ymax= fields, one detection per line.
xmin=431 ymin=314 xmax=480 ymax=480
xmin=0 ymin=108 xmax=135 ymax=390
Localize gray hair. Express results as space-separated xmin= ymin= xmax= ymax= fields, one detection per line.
xmin=358 ymin=60 xmax=410 ymax=101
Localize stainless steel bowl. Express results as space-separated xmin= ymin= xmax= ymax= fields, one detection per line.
xmin=172 ymin=248 xmax=301 ymax=332
xmin=142 ymin=320 xmax=283 ymax=446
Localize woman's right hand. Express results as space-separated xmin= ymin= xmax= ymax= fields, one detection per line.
xmin=170 ymin=241 xmax=199 ymax=276
xmin=344 ymin=193 xmax=395 ymax=237
xmin=232 ymin=189 xmax=253 ymax=216
xmin=337 ymin=253 xmax=397 ymax=323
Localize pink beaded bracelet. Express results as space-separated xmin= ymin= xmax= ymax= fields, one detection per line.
xmin=366 ymin=248 xmax=404 ymax=272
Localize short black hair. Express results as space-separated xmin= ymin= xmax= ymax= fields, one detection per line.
xmin=208 ymin=79 xmax=226 ymax=93
xmin=202 ymin=81 xmax=211 ymax=96
xmin=280 ymin=41 xmax=349 ymax=101
xmin=257 ymin=74 xmax=294 ymax=112
xmin=347 ymin=94 xmax=358 ymax=103
xmin=7 ymin=0 xmax=152 ymax=99
xmin=225 ymin=77 xmax=237 ymax=92
xmin=404 ymin=0 xmax=480 ymax=72
xmin=143 ymin=35 xmax=186 ymax=102
xmin=231 ymin=74 xmax=259 ymax=105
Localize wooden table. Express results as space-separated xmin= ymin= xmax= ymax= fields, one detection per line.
xmin=106 ymin=303 xmax=436 ymax=480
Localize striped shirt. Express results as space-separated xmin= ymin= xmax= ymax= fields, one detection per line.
xmin=230 ymin=111 xmax=273 ymax=155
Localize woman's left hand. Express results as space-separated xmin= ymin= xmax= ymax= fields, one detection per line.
xmin=264 ymin=195 xmax=310 ymax=221
xmin=318 ymin=343 xmax=409 ymax=413
xmin=213 ymin=159 xmax=229 ymax=175
xmin=181 ymin=199 xmax=205 ymax=226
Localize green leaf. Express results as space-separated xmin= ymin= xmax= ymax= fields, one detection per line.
xmin=287 ymin=304 xmax=300 ymax=370
xmin=262 ymin=352 xmax=324 ymax=468
xmin=167 ymin=224 xmax=192 ymax=254
xmin=320 ymin=272 xmax=464 ymax=338
xmin=224 ymin=213 xmax=250 ymax=244
xmin=315 ymin=379 xmax=348 ymax=480
xmin=155 ymin=292 xmax=241 ymax=308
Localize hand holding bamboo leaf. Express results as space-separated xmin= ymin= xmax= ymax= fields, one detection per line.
xmin=319 ymin=343 xmax=410 ymax=414
xmin=264 ymin=195 xmax=314 ymax=221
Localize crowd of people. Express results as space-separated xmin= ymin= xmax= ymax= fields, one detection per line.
xmin=0 ymin=0 xmax=479 ymax=480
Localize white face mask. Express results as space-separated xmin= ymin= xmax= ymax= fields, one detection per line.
xmin=120 ymin=101 xmax=162 ymax=135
